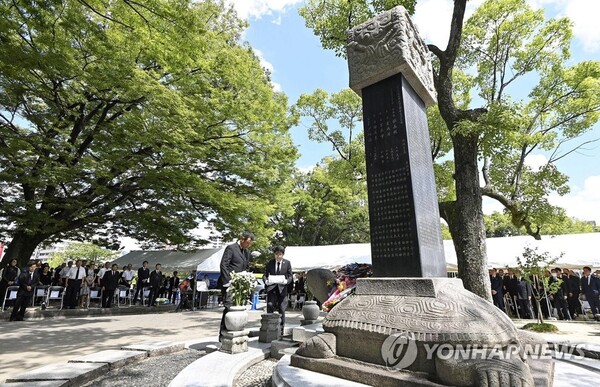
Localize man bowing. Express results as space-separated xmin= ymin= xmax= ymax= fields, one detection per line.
xmin=218 ymin=231 xmax=255 ymax=339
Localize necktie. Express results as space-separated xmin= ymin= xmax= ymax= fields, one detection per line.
xmin=30 ymin=273 xmax=33 ymax=283
xmin=75 ymin=268 xmax=80 ymax=280
xmin=589 ymin=276 xmax=591 ymax=286
xmin=276 ymin=262 xmax=281 ymax=275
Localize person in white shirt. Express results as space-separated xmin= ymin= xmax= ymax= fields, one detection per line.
xmin=97 ymin=262 xmax=110 ymax=287
xmin=59 ymin=261 xmax=73 ymax=287
xmin=121 ymin=264 xmax=135 ymax=287
xmin=65 ymin=260 xmax=85 ymax=309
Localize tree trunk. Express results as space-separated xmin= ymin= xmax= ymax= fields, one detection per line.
xmin=449 ymin=133 xmax=492 ymax=302
xmin=0 ymin=231 xmax=47 ymax=269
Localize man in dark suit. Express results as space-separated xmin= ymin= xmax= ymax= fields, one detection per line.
xmin=264 ymin=246 xmax=293 ymax=334
xmin=549 ymin=269 xmax=571 ymax=320
xmin=169 ymin=271 xmax=180 ymax=304
xmin=148 ymin=263 xmax=162 ymax=307
xmin=581 ymin=266 xmax=600 ymax=315
xmin=489 ymin=268 xmax=505 ymax=313
xmin=566 ymin=269 xmax=581 ymax=317
xmin=132 ymin=260 xmax=150 ymax=305
xmin=101 ymin=264 xmax=120 ymax=308
xmin=10 ymin=260 xmax=40 ymax=321
xmin=515 ymin=272 xmax=534 ymax=319
xmin=218 ymin=231 xmax=255 ymax=338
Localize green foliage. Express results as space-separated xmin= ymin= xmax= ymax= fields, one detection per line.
xmin=271 ymin=154 xmax=370 ymax=246
xmin=47 ymin=242 xmax=118 ymax=268
xmin=484 ymin=211 xmax=595 ymax=237
xmin=517 ymin=246 xmax=564 ymax=324
xmin=0 ymin=0 xmax=297 ymax=261
xmin=461 ymin=0 xmax=600 ymax=237
xmin=521 ymin=322 xmax=558 ymax=333
xmin=299 ymin=0 xmax=416 ymax=57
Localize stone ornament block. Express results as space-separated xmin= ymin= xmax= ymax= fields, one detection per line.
xmin=259 ymin=313 xmax=282 ymax=343
xmin=347 ymin=5 xmax=436 ymax=107
xmin=220 ymin=330 xmax=249 ymax=354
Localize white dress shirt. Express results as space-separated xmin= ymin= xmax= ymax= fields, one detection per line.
xmin=67 ymin=266 xmax=85 ymax=280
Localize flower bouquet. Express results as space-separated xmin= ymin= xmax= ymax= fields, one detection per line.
xmin=227 ymin=271 xmax=257 ymax=306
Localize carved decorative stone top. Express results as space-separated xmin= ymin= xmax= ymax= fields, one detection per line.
xmin=347 ymin=6 xmax=436 ymax=107
xmin=324 ymin=279 xmax=518 ymax=345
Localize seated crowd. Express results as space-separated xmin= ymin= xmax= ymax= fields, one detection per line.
xmin=489 ymin=266 xmax=600 ymax=320
xmin=0 ymin=258 xmax=213 ymax=320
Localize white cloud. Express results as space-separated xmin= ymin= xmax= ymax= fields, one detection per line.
xmin=528 ymin=0 xmax=600 ymax=52
xmin=253 ymin=48 xmax=274 ymax=73
xmin=298 ymin=165 xmax=316 ymax=174
xmin=524 ymin=154 xmax=549 ymax=170
xmin=413 ymin=0 xmax=485 ymax=49
xmin=482 ymin=196 xmax=505 ymax=215
xmin=253 ymin=49 xmax=280 ymax=91
xmin=549 ymin=175 xmax=600 ymax=224
xmin=227 ymin=0 xmax=303 ymax=20
xmin=415 ymin=1 xmax=600 ymax=53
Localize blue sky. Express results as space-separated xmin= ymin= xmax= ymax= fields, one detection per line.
xmin=229 ymin=0 xmax=600 ymax=224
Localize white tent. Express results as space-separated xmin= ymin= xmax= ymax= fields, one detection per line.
xmin=283 ymin=233 xmax=600 ymax=272
xmin=195 ymin=246 xmax=227 ymax=272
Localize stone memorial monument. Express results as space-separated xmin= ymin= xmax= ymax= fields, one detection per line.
xmin=290 ymin=6 xmax=553 ymax=386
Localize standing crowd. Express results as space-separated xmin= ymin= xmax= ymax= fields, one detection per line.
xmin=490 ymin=266 xmax=600 ymax=320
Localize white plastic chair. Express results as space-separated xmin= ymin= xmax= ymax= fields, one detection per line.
xmin=32 ymin=285 xmax=49 ymax=306
xmin=88 ymin=288 xmax=103 ymax=308
xmin=46 ymin=286 xmax=65 ymax=309
xmin=2 ymin=286 xmax=19 ymax=310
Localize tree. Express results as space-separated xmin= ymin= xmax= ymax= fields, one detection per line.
xmin=0 ymin=0 xmax=298 ymax=268
xmin=517 ymin=246 xmax=563 ymax=325
xmin=299 ymin=0 xmax=600 ymax=300
xmin=484 ymin=211 xmax=594 ymax=237
xmin=47 ymin=242 xmax=118 ymax=268
xmin=271 ymin=151 xmax=370 ymax=246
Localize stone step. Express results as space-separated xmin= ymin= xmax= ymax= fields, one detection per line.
xmin=5 ymin=363 xmax=108 ymax=386
xmin=121 ymin=340 xmax=184 ymax=357
xmin=68 ymin=349 xmax=147 ymax=370
xmin=271 ymin=339 xmax=300 ymax=360
xmin=168 ymin=340 xmax=270 ymax=387
xmin=292 ymin=323 xmax=324 ymax=343
xmin=554 ymin=353 xmax=600 ymax=374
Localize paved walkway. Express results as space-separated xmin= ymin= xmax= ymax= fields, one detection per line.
xmin=1 ymin=311 xmax=599 ymax=384
xmin=0 ymin=308 xmax=304 ymax=383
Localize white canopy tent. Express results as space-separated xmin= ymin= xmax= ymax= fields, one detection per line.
xmin=282 ymin=233 xmax=600 ymax=272
xmin=195 ymin=246 xmax=227 ymax=272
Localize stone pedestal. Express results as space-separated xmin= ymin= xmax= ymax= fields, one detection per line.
xmin=219 ymin=330 xmax=249 ymax=354
xmin=259 ymin=313 xmax=281 ymax=343
xmin=292 ymin=278 xmax=542 ymax=386
xmin=300 ymin=319 xmax=318 ymax=326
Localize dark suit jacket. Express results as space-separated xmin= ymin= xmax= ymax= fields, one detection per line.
xmin=102 ymin=270 xmax=120 ymax=291
xmin=581 ymin=275 xmax=600 ymax=298
xmin=568 ymin=274 xmax=581 ymax=294
xmin=264 ymin=259 xmax=292 ymax=295
xmin=218 ymin=242 xmax=249 ymax=287
xmin=17 ymin=271 xmax=40 ymax=296
xmin=515 ymin=279 xmax=532 ymax=300
xmin=490 ymin=275 xmax=503 ymax=295
xmin=149 ymin=270 xmax=162 ymax=288
xmin=137 ymin=267 xmax=150 ymax=285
